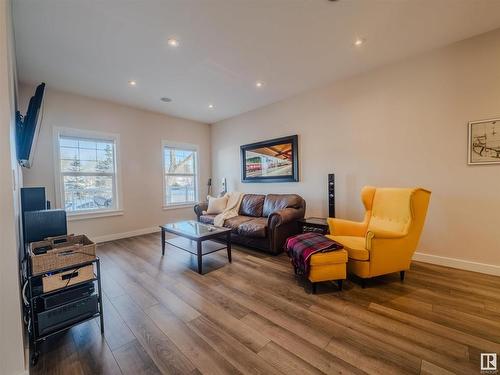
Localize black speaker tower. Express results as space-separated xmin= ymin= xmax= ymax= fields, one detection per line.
xmin=328 ymin=174 xmax=335 ymax=218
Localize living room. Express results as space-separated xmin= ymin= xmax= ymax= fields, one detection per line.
xmin=2 ymin=1 xmax=500 ymax=374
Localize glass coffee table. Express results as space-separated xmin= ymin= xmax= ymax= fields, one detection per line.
xmin=159 ymin=220 xmax=232 ymax=274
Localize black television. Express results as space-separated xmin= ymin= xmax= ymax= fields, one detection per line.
xmin=16 ymin=82 xmax=45 ymax=168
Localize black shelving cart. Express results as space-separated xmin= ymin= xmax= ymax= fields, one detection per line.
xmin=25 ymin=257 xmax=104 ymax=366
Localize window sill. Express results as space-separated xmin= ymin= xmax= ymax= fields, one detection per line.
xmin=163 ymin=203 xmax=197 ymax=211
xmin=67 ymin=209 xmax=124 ymax=221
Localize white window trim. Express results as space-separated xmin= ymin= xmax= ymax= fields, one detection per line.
xmin=162 ymin=140 xmax=200 ymax=209
xmin=53 ymin=127 xmax=123 ymax=219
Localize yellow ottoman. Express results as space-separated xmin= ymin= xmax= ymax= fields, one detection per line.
xmin=308 ymin=249 xmax=348 ymax=293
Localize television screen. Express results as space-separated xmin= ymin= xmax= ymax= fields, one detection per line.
xmin=16 ymin=82 xmax=45 ymax=168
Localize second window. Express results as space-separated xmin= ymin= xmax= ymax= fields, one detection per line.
xmin=163 ymin=143 xmax=198 ymax=207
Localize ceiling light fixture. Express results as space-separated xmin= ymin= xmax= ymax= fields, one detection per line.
xmin=167 ymin=38 xmax=179 ymax=47
xmin=255 ymin=81 xmax=264 ymax=88
xmin=208 ymin=104 xmax=215 ymax=109
xmin=160 ymin=97 xmax=172 ymax=103
xmin=128 ymin=80 xmax=137 ymax=86
xmin=354 ymin=38 xmax=365 ymax=46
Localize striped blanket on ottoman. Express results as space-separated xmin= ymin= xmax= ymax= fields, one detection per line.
xmin=285 ymin=232 xmax=343 ymax=276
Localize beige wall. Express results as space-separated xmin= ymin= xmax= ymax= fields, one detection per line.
xmin=0 ymin=0 xmax=26 ymax=374
xmin=20 ymin=86 xmax=211 ymax=241
xmin=212 ymin=28 xmax=500 ymax=270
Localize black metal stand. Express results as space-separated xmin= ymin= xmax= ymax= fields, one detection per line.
xmin=25 ymin=257 xmax=104 ymax=366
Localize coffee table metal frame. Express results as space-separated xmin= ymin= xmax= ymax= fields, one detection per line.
xmin=160 ymin=221 xmax=232 ymax=274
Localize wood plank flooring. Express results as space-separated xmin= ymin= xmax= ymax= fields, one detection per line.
xmin=31 ymin=232 xmax=500 ymax=375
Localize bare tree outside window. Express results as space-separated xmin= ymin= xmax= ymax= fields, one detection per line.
xmin=164 ymin=145 xmax=198 ymax=206
xmin=59 ymin=136 xmax=117 ymax=212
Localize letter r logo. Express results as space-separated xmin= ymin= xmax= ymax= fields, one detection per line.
xmin=481 ymin=353 xmax=497 ymax=371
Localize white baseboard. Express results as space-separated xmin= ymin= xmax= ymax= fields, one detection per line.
xmin=413 ymin=252 xmax=500 ymax=276
xmin=92 ymin=226 xmax=160 ymax=243
xmin=91 ymin=229 xmax=500 ymax=277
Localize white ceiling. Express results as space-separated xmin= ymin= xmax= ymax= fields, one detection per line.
xmin=13 ymin=0 xmax=500 ymax=124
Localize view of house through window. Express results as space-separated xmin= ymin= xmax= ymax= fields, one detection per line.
xmin=58 ymin=135 xmax=117 ymax=213
xmin=164 ymin=145 xmax=198 ymax=206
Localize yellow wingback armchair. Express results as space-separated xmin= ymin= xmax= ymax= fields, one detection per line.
xmin=327 ymin=186 xmax=431 ymax=287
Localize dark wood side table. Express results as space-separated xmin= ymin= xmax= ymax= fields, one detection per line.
xmin=160 ymin=220 xmax=232 ymax=274
xmin=297 ymin=217 xmax=329 ymax=235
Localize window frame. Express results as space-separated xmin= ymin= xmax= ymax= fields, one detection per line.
xmin=53 ymin=127 xmax=123 ymax=221
xmin=162 ymin=140 xmax=199 ymax=210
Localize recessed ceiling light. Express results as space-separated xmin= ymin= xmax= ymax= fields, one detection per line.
xmin=167 ymin=38 xmax=179 ymax=47
xmin=255 ymin=81 xmax=264 ymax=88
xmin=354 ymin=38 xmax=365 ymax=46
xmin=160 ymin=97 xmax=172 ymax=103
xmin=128 ymin=80 xmax=137 ymax=86
xmin=208 ymin=104 xmax=215 ymax=109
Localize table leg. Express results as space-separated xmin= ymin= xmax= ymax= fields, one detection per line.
xmin=197 ymin=241 xmax=202 ymax=274
xmin=96 ymin=258 xmax=104 ymax=334
xmin=311 ymin=281 xmax=317 ymax=294
xmin=161 ymin=229 xmax=165 ymax=256
xmin=226 ymin=232 xmax=232 ymax=263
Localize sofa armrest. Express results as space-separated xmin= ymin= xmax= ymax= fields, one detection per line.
xmin=268 ymin=207 xmax=304 ymax=229
xmin=267 ymin=207 xmax=304 ymax=254
xmin=365 ymin=229 xmax=407 ymax=250
xmin=365 ymin=232 xmax=414 ymax=276
xmin=367 ymin=229 xmax=406 ymax=239
xmin=193 ymin=202 xmax=208 ymax=219
xmin=327 ymin=217 xmax=368 ymax=237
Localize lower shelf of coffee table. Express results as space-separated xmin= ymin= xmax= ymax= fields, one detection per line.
xmin=165 ymin=236 xmax=228 ymax=256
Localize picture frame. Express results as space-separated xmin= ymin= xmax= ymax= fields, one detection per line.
xmin=240 ymin=135 xmax=299 ymax=183
xmin=468 ymin=118 xmax=500 ymax=165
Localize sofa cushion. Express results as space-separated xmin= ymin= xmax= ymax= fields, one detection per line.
xmin=238 ymin=217 xmax=268 ymax=238
xmin=327 ymin=235 xmax=369 ymax=261
xmin=199 ymin=214 xmax=216 ymax=225
xmin=239 ymin=194 xmax=265 ymax=217
xmin=223 ymin=215 xmax=253 ymax=232
xmin=263 ymin=194 xmax=303 ymax=217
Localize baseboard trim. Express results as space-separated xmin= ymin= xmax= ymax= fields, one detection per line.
xmin=413 ymin=252 xmax=500 ymax=276
xmin=91 ymin=229 xmax=500 ymax=277
xmin=92 ymin=227 xmax=160 ymax=243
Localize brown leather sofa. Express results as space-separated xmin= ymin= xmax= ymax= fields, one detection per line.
xmin=194 ymin=194 xmax=306 ymax=255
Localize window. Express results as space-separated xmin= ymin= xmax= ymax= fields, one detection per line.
xmin=56 ymin=129 xmax=120 ymax=215
xmin=163 ymin=143 xmax=198 ymax=207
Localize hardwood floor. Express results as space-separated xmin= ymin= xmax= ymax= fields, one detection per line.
xmin=31 ymin=232 xmax=500 ymax=375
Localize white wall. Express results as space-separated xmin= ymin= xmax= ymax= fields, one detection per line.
xmin=0 ymin=1 xmax=27 ymax=374
xmin=20 ymin=86 xmax=211 ymax=241
xmin=212 ymin=28 xmax=500 ymax=271
xmin=18 ymin=27 xmax=500 ymax=273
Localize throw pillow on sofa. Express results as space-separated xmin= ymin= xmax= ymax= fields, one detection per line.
xmin=205 ymin=195 xmax=229 ymax=214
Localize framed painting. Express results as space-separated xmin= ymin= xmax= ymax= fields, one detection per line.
xmin=241 ymin=135 xmax=299 ymax=183
xmin=468 ymin=118 xmax=500 ymax=165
